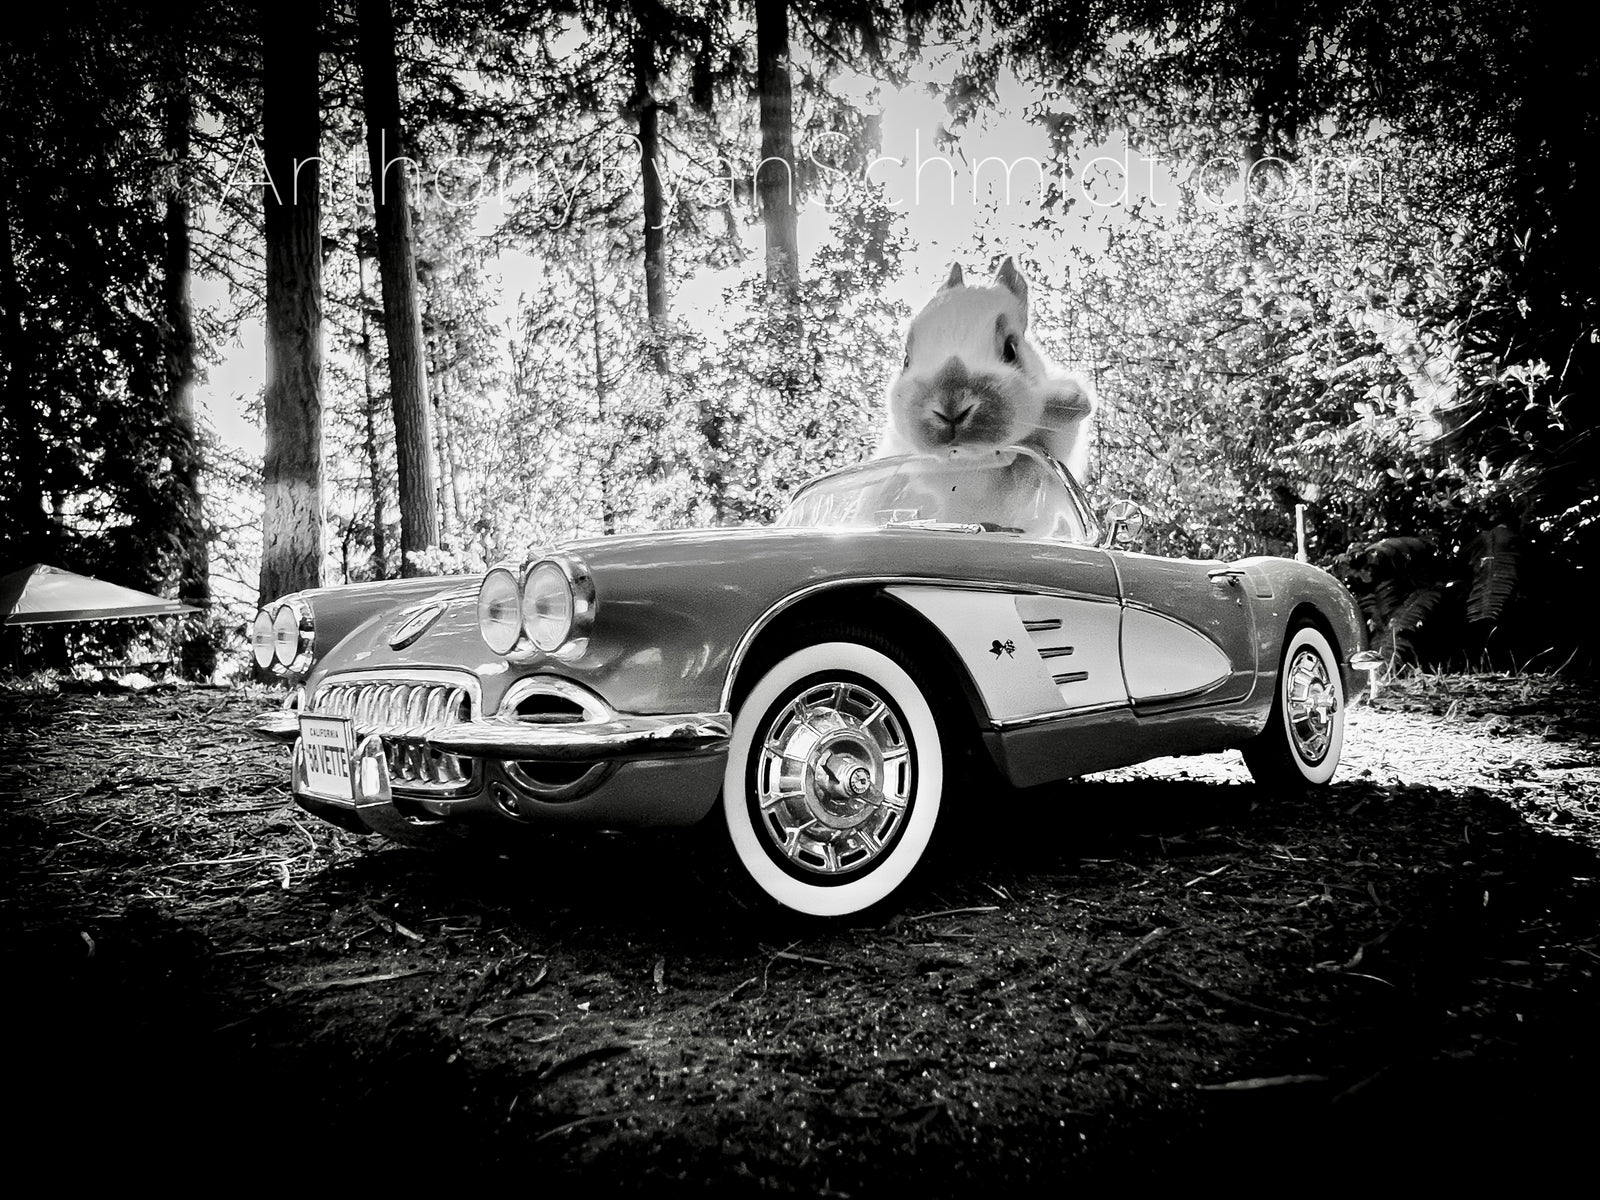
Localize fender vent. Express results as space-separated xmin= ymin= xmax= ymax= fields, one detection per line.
xmin=513 ymin=693 xmax=588 ymax=724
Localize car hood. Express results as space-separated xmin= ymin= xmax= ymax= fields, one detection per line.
xmin=302 ymin=522 xmax=1118 ymax=718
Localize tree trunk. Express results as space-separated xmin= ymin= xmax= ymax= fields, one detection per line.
xmin=0 ymin=163 xmax=44 ymax=563
xmin=632 ymin=28 xmax=669 ymax=373
xmin=435 ymin=368 xmax=460 ymax=545
xmin=586 ymin=250 xmax=617 ymax=536
xmin=161 ymin=38 xmax=215 ymax=679
xmin=259 ymin=0 xmax=325 ymax=606
xmin=755 ymin=0 xmax=800 ymax=310
xmin=357 ymin=0 xmax=438 ymax=576
xmin=357 ymin=251 xmax=389 ymax=578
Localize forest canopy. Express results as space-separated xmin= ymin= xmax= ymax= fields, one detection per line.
xmin=1 ymin=0 xmax=1593 ymax=675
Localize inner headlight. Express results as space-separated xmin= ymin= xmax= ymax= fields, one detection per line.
xmin=477 ymin=567 xmax=523 ymax=654
xmin=522 ymin=560 xmax=573 ymax=652
xmin=251 ymin=608 xmax=276 ymax=670
xmin=271 ymin=603 xmax=305 ymax=667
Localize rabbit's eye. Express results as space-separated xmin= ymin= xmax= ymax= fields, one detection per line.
xmin=903 ymin=353 xmax=910 ymax=369
xmin=1002 ymin=335 xmax=1019 ymax=365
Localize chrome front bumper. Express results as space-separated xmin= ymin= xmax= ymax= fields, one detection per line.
xmin=252 ymin=700 xmax=731 ymax=837
xmin=250 ymin=707 xmax=730 ymax=760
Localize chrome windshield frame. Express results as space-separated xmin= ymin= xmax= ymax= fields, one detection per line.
xmin=776 ymin=446 xmax=1102 ymax=546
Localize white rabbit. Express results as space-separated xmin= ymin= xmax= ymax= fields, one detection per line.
xmin=878 ymin=257 xmax=1096 ymax=481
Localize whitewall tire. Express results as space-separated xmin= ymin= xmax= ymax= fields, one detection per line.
xmin=1243 ymin=624 xmax=1345 ymax=788
xmin=722 ymin=640 xmax=945 ymax=917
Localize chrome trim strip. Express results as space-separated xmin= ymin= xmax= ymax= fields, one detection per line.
xmin=312 ymin=667 xmax=482 ymax=711
xmin=1129 ymin=676 xmax=1232 ymax=707
xmin=251 ymin=710 xmax=301 ymax=742
xmin=426 ymin=712 xmax=732 ymax=761
xmin=387 ymin=600 xmax=446 ymax=650
xmin=505 ymin=760 xmax=617 ymax=801
xmin=991 ymin=699 xmax=1132 ymax=730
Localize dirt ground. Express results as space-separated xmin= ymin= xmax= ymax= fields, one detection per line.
xmin=4 ymin=671 xmax=1598 ymax=1190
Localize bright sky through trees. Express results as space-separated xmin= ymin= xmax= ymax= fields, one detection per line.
xmin=199 ymin=57 xmax=1165 ymax=455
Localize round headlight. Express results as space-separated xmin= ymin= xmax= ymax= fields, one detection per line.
xmin=271 ymin=604 xmax=303 ymax=667
xmin=251 ymin=608 xmax=276 ymax=670
xmin=522 ymin=560 xmax=573 ymax=652
xmin=477 ymin=567 xmax=523 ymax=655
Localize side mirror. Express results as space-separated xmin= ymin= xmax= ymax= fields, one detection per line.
xmin=1101 ymin=499 xmax=1147 ymax=548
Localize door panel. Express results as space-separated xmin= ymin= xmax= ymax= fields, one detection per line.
xmin=1112 ymin=552 xmax=1258 ymax=707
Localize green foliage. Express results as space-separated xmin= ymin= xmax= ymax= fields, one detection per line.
xmin=4 ymin=0 xmax=1594 ymax=675
xmin=1328 ymin=522 xmax=1549 ymax=671
xmin=1466 ymin=524 xmax=1520 ymax=628
xmin=690 ymin=189 xmax=910 ymax=525
xmin=0 ymin=9 xmax=185 ymax=613
xmin=987 ymin=0 xmax=1596 ymax=660
xmin=1331 ymin=537 xmax=1449 ymax=666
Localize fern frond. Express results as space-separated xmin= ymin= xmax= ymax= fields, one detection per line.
xmin=1466 ymin=525 xmax=1520 ymax=625
xmin=1374 ymin=586 xmax=1444 ymax=661
xmin=1361 ymin=535 xmax=1434 ymax=568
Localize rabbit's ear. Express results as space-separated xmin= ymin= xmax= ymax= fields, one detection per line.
xmin=941 ymin=263 xmax=965 ymax=290
xmin=994 ymin=256 xmax=1029 ymax=312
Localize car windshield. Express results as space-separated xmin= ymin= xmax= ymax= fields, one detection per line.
xmin=775 ymin=446 xmax=1100 ymax=544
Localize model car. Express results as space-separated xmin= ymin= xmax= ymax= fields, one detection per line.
xmin=251 ymin=446 xmax=1374 ymax=916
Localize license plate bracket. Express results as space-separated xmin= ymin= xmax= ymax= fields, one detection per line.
xmin=300 ymin=713 xmax=356 ymax=801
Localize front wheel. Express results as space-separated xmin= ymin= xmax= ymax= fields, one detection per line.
xmin=722 ymin=639 xmax=945 ymax=917
xmin=1242 ymin=624 xmax=1345 ymax=788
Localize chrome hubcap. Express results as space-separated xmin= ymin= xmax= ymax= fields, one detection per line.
xmin=753 ymin=680 xmax=913 ymax=876
xmin=1285 ymin=647 xmax=1337 ymax=764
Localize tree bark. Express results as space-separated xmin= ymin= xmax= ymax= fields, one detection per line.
xmin=755 ymin=0 xmax=800 ymax=310
xmin=586 ymin=249 xmax=617 ymax=536
xmin=356 ymin=250 xmax=389 ymax=578
xmin=258 ymin=0 xmax=326 ymax=606
xmin=632 ymin=28 xmax=669 ymax=372
xmin=0 ymin=158 xmax=50 ymax=564
xmin=357 ymin=0 xmax=438 ymax=576
xmin=161 ymin=37 xmax=216 ymax=679
xmin=435 ymin=368 xmax=460 ymax=544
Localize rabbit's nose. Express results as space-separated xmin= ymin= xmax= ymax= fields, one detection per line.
xmin=935 ymin=401 xmax=974 ymax=429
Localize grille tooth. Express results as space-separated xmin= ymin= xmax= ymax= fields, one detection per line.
xmin=311 ymin=677 xmax=476 ymax=792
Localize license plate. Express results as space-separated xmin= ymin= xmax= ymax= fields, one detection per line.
xmin=300 ymin=713 xmax=355 ymax=801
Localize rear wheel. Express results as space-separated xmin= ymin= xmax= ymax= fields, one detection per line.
xmin=722 ymin=637 xmax=946 ymax=917
xmin=1242 ymin=624 xmax=1345 ymax=788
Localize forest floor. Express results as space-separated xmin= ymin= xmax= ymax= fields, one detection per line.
xmin=4 ymin=670 xmax=1598 ymax=1191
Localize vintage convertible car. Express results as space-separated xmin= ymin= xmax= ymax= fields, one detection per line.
xmin=251 ymin=447 xmax=1373 ymax=916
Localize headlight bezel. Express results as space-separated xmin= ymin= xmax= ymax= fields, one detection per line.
xmin=521 ymin=560 xmax=573 ymax=652
xmin=270 ymin=597 xmax=314 ymax=674
xmin=476 ymin=566 xmax=524 ymax=656
xmin=475 ymin=554 xmax=596 ymax=657
xmin=251 ymin=607 xmax=276 ymax=671
xmin=524 ymin=552 xmax=596 ymax=655
xmin=252 ymin=598 xmax=313 ymax=676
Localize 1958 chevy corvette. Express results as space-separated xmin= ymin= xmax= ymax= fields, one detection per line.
xmin=251 ymin=447 xmax=1373 ymax=916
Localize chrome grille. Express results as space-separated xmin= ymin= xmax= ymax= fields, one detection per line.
xmin=313 ymin=677 xmax=474 ymax=790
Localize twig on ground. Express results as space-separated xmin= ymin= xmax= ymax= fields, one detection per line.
xmin=533 ymin=1112 xmax=625 ymax=1142
xmin=906 ymin=906 xmax=1000 ymax=922
xmin=278 ymin=968 xmax=436 ymax=993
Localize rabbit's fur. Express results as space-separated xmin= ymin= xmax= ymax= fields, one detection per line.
xmin=879 ymin=257 xmax=1095 ymax=481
